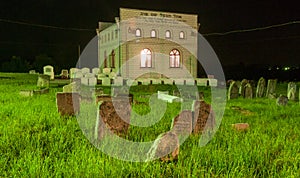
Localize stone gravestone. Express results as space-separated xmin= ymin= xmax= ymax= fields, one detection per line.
xmin=69 ymin=68 xmax=79 ymax=78
xmin=265 ymin=79 xmax=277 ymax=98
xmin=244 ymin=83 xmax=253 ymax=99
xmin=146 ymin=131 xmax=179 ymax=162
xmin=37 ymin=74 xmax=50 ymax=88
xmin=81 ymin=67 xmax=90 ymax=76
xmin=92 ymin=68 xmax=100 ymax=77
xmin=276 ymin=95 xmax=288 ymax=106
xmin=239 ymin=79 xmax=248 ymax=97
xmin=63 ymin=82 xmax=80 ymax=93
xmin=43 ymin=65 xmax=54 ymax=80
xmin=95 ymin=96 xmax=132 ymax=140
xmin=29 ymin=70 xmax=36 ymax=74
xmin=74 ymin=71 xmax=83 ymax=79
xmin=228 ymin=81 xmax=239 ymax=100
xmin=171 ymin=110 xmax=193 ymax=138
xmin=85 ymin=73 xmax=97 ymax=86
xmin=256 ymin=77 xmax=266 ymax=98
xmin=56 ymin=92 xmax=80 ymax=116
xmin=193 ymin=100 xmax=216 ymax=134
xmin=287 ymin=82 xmax=297 ymax=101
xmin=60 ymin=69 xmax=69 ymax=79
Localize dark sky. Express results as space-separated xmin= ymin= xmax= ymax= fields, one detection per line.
xmin=0 ymin=0 xmax=299 ymax=67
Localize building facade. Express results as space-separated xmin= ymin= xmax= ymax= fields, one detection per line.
xmin=96 ymin=8 xmax=199 ymax=79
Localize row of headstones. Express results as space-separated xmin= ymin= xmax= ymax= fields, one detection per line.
xmin=228 ymin=77 xmax=278 ymax=100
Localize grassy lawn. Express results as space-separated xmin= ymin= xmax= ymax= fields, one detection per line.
xmin=0 ymin=73 xmax=299 ymax=177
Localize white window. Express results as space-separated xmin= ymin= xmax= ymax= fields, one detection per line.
xmin=150 ymin=30 xmax=156 ymax=37
xmin=170 ymin=49 xmax=180 ymax=68
xmin=141 ymin=48 xmax=152 ymax=68
xmin=179 ymin=31 xmax=185 ymax=39
xmin=165 ymin=30 xmax=171 ymax=38
xmin=136 ymin=28 xmax=141 ymax=37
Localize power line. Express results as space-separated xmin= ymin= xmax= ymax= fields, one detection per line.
xmin=202 ymin=21 xmax=300 ymax=36
xmin=0 ymin=18 xmax=95 ymax=32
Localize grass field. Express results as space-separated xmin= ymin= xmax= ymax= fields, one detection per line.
xmin=0 ymin=73 xmax=299 ymax=177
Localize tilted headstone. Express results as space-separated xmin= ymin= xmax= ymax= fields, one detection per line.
xmin=63 ymin=82 xmax=80 ymax=93
xmin=276 ymin=95 xmax=288 ymax=106
xmin=95 ymin=96 xmax=132 ymax=140
xmin=43 ymin=65 xmax=54 ymax=80
xmin=265 ymin=79 xmax=277 ymax=97
xmin=244 ymin=83 xmax=253 ymax=99
xmin=256 ymin=77 xmax=266 ymax=97
xmin=228 ymin=81 xmax=239 ymax=100
xmin=81 ymin=67 xmax=90 ymax=76
xmin=239 ymin=79 xmax=248 ymax=96
xmin=287 ymin=82 xmax=297 ymax=101
xmin=193 ymin=100 xmax=216 ymax=134
xmin=171 ymin=110 xmax=193 ymax=137
xmin=56 ymin=92 xmax=80 ymax=116
xmin=37 ymin=74 xmax=50 ymax=88
xmin=61 ymin=69 xmax=69 ymax=79
xmin=146 ymin=131 xmax=179 ymax=162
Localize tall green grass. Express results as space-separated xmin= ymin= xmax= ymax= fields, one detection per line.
xmin=0 ymin=73 xmax=299 ymax=177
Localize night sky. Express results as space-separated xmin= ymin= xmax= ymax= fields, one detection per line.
xmin=1 ymin=0 xmax=299 ymax=68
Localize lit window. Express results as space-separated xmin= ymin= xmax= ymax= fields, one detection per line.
xmin=170 ymin=49 xmax=180 ymax=68
xmin=179 ymin=31 xmax=185 ymax=39
xmin=165 ymin=30 xmax=171 ymax=38
xmin=141 ymin=48 xmax=152 ymax=68
xmin=136 ymin=28 xmax=141 ymax=37
xmin=150 ymin=30 xmax=156 ymax=37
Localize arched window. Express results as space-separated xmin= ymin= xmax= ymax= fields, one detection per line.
xmin=104 ymin=50 xmax=107 ymax=68
xmin=179 ymin=31 xmax=185 ymax=39
xmin=141 ymin=48 xmax=152 ymax=68
xmin=136 ymin=28 xmax=141 ymax=37
xmin=111 ymin=50 xmax=115 ymax=68
xmin=165 ymin=30 xmax=171 ymax=38
xmin=170 ymin=49 xmax=180 ymax=68
xmin=150 ymin=29 xmax=156 ymax=38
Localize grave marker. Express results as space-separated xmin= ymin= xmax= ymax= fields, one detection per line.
xmin=276 ymin=95 xmax=288 ymax=106
xmin=43 ymin=65 xmax=54 ymax=80
xmin=287 ymin=82 xmax=297 ymax=101
xmin=239 ymin=79 xmax=248 ymax=97
xmin=228 ymin=81 xmax=239 ymax=100
xmin=56 ymin=92 xmax=80 ymax=116
xmin=244 ymin=83 xmax=253 ymax=99
xmin=193 ymin=100 xmax=216 ymax=134
xmin=37 ymin=74 xmax=50 ymax=88
xmin=60 ymin=69 xmax=69 ymax=79
xmin=171 ymin=110 xmax=193 ymax=136
xmin=266 ymin=79 xmax=277 ymax=98
xmin=81 ymin=67 xmax=90 ymax=76
xmin=256 ymin=77 xmax=266 ymax=97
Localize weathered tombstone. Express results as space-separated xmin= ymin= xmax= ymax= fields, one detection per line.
xmin=244 ymin=83 xmax=253 ymax=99
xmin=193 ymin=100 xmax=216 ymax=134
xmin=239 ymin=79 xmax=248 ymax=97
xmin=265 ymin=79 xmax=277 ymax=97
xmin=81 ymin=67 xmax=90 ymax=76
xmin=92 ymin=68 xmax=100 ymax=76
xmin=235 ymin=81 xmax=241 ymax=90
xmin=113 ymin=76 xmax=123 ymax=86
xmin=95 ymin=96 xmax=132 ymax=140
xmin=33 ymin=88 xmax=49 ymax=95
xmin=81 ymin=77 xmax=89 ymax=86
xmin=37 ymin=74 xmax=50 ymax=88
xmin=287 ymin=82 xmax=297 ymax=101
xmin=276 ymin=95 xmax=288 ymax=106
xmin=85 ymin=73 xmax=97 ymax=86
xmin=20 ymin=90 xmax=34 ymax=97
xmin=63 ymin=82 xmax=80 ymax=93
xmin=29 ymin=70 xmax=36 ymax=74
xmin=43 ymin=65 xmax=54 ymax=80
xmin=109 ymin=72 xmax=117 ymax=79
xmin=232 ymin=123 xmax=249 ymax=131
xmin=56 ymin=92 xmax=80 ymax=116
xmin=111 ymin=87 xmax=129 ymax=97
xmin=256 ymin=77 xmax=266 ymax=98
xmin=60 ymin=69 xmax=69 ymax=79
xmin=74 ymin=71 xmax=83 ymax=79
xmin=146 ymin=131 xmax=179 ymax=162
xmin=227 ymin=81 xmax=239 ymax=100
xmin=69 ymin=68 xmax=79 ymax=78
xmin=171 ymin=110 xmax=193 ymax=137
